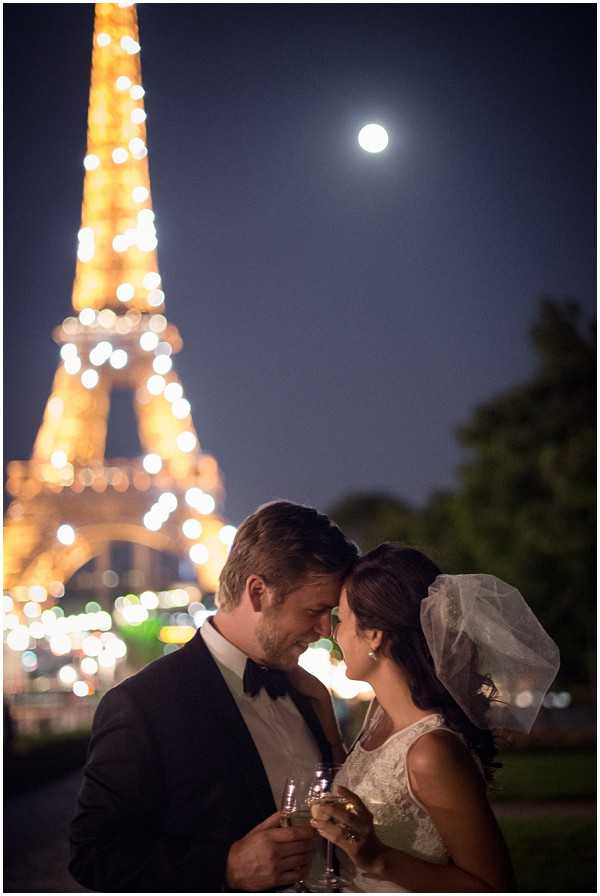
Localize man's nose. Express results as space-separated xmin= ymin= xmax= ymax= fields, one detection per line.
xmin=314 ymin=613 xmax=332 ymax=638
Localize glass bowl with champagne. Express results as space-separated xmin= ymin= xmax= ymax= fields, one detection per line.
xmin=281 ymin=763 xmax=352 ymax=892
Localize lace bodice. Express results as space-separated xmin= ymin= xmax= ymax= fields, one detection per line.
xmin=335 ymin=710 xmax=453 ymax=892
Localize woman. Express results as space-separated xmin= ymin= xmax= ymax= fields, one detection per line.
xmin=310 ymin=544 xmax=559 ymax=892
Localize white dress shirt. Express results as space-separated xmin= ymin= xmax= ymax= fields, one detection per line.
xmin=200 ymin=618 xmax=322 ymax=807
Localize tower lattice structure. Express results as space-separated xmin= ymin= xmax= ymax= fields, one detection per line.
xmin=4 ymin=2 xmax=231 ymax=614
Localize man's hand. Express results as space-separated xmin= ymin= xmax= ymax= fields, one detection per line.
xmin=226 ymin=810 xmax=316 ymax=891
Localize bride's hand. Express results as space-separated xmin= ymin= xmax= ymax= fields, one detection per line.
xmin=310 ymin=786 xmax=384 ymax=874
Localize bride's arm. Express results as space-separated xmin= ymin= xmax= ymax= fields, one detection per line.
xmin=312 ymin=731 xmax=515 ymax=892
xmin=379 ymin=731 xmax=514 ymax=891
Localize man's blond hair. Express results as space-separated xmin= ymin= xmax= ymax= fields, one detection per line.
xmin=217 ymin=500 xmax=358 ymax=610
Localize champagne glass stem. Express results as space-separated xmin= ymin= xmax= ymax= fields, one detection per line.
xmin=325 ymin=840 xmax=336 ymax=878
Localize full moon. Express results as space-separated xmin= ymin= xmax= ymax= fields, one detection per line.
xmin=358 ymin=123 xmax=389 ymax=153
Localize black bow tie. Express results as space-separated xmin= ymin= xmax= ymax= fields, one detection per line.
xmin=243 ymin=659 xmax=290 ymax=699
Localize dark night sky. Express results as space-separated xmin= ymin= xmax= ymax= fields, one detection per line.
xmin=4 ymin=3 xmax=596 ymax=527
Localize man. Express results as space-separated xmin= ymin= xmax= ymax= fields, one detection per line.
xmin=69 ymin=501 xmax=358 ymax=892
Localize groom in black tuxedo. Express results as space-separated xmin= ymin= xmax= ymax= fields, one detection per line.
xmin=69 ymin=501 xmax=357 ymax=892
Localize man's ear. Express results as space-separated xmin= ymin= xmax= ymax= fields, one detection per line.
xmin=246 ymin=575 xmax=270 ymax=612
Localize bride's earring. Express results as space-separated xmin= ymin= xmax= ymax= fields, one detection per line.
xmin=368 ymin=650 xmax=378 ymax=660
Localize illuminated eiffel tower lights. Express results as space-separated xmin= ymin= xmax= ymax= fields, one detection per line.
xmin=4 ymin=2 xmax=233 ymax=632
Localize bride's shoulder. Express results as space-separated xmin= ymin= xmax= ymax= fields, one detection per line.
xmin=408 ymin=728 xmax=470 ymax=768
xmin=407 ymin=729 xmax=481 ymax=782
xmin=407 ymin=729 xmax=485 ymax=802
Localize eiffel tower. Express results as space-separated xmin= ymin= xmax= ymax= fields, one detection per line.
xmin=4 ymin=2 xmax=232 ymax=620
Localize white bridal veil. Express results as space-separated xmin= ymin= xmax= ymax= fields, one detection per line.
xmin=420 ymin=574 xmax=560 ymax=732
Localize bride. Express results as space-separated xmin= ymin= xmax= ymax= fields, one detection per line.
xmin=306 ymin=544 xmax=559 ymax=892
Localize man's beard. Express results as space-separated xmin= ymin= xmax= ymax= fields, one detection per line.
xmin=255 ymin=608 xmax=296 ymax=668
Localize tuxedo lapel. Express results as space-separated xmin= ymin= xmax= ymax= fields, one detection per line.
xmin=180 ymin=632 xmax=276 ymax=828
xmin=287 ymin=687 xmax=333 ymax=765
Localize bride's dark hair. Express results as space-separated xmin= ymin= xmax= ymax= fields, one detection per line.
xmin=345 ymin=543 xmax=500 ymax=782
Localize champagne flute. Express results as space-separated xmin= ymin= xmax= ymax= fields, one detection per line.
xmin=307 ymin=763 xmax=351 ymax=893
xmin=280 ymin=766 xmax=328 ymax=892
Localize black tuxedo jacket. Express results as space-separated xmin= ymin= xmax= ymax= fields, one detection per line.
xmin=69 ymin=630 xmax=332 ymax=892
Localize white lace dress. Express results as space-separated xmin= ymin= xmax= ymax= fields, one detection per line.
xmin=335 ymin=709 xmax=457 ymax=892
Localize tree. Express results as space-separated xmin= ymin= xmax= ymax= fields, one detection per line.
xmin=328 ymin=489 xmax=475 ymax=573
xmin=415 ymin=489 xmax=477 ymax=573
xmin=328 ymin=492 xmax=419 ymax=554
xmin=328 ymin=299 xmax=595 ymax=684
xmin=454 ymin=299 xmax=595 ymax=683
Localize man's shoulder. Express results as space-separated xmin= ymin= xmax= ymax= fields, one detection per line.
xmin=124 ymin=641 xmax=188 ymax=689
xmin=101 ymin=631 xmax=208 ymax=712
